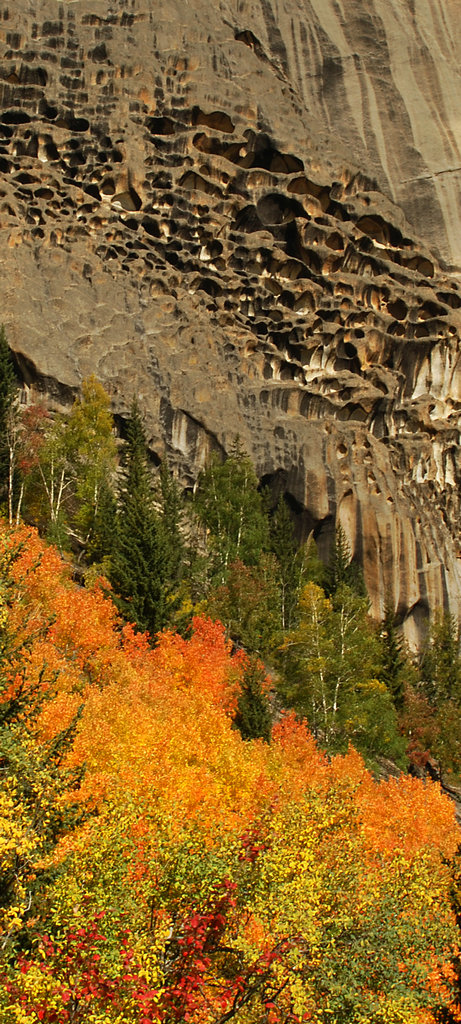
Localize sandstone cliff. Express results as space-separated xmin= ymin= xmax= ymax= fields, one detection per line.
xmin=1 ymin=0 xmax=461 ymax=644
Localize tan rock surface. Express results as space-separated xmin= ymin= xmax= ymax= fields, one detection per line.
xmin=1 ymin=0 xmax=461 ymax=643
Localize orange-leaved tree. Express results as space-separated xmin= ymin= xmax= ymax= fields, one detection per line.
xmin=0 ymin=518 xmax=460 ymax=1023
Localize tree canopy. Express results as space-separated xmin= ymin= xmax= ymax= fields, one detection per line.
xmin=0 ymin=518 xmax=459 ymax=1024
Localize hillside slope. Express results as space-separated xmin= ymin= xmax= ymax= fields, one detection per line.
xmin=1 ymin=0 xmax=461 ymax=641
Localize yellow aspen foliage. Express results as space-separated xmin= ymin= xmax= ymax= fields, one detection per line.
xmin=0 ymin=519 xmax=460 ymax=1024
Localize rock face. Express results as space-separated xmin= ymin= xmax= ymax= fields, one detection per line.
xmin=1 ymin=0 xmax=461 ymax=643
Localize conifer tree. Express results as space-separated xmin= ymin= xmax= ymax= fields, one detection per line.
xmin=269 ymin=496 xmax=298 ymax=632
xmin=207 ymin=555 xmax=280 ymax=656
xmin=194 ymin=439 xmax=269 ymax=585
xmin=419 ymin=612 xmax=461 ymax=706
xmin=85 ymin=477 xmax=118 ymax=573
xmin=415 ymin=612 xmax=461 ymax=775
xmin=158 ymin=458 xmax=185 ymax=599
xmin=110 ymin=400 xmax=169 ymax=636
xmin=269 ymin=496 xmax=324 ymax=631
xmin=233 ymin=656 xmax=272 ymax=742
xmin=324 ymin=524 xmax=366 ymax=600
xmin=379 ymin=603 xmax=406 ymax=711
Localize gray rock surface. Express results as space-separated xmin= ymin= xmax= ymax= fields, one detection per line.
xmin=1 ymin=0 xmax=461 ymax=643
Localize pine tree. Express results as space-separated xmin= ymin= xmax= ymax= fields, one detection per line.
xmin=269 ymin=496 xmax=324 ymax=631
xmin=269 ymin=496 xmax=298 ymax=632
xmin=194 ymin=439 xmax=269 ymax=585
xmin=324 ymin=524 xmax=366 ymax=600
xmin=207 ymin=555 xmax=280 ymax=656
xmin=233 ymin=656 xmax=272 ymax=742
xmin=419 ymin=612 xmax=461 ymax=706
xmin=86 ymin=477 xmax=118 ymax=572
xmin=380 ymin=603 xmax=406 ymax=711
xmin=158 ymin=458 xmax=185 ymax=597
xmin=110 ymin=400 xmax=169 ymax=636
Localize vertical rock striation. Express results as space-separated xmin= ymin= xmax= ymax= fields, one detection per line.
xmin=1 ymin=0 xmax=461 ymax=643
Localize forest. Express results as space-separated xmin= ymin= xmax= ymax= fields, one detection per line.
xmin=1 ymin=327 xmax=461 ymax=1022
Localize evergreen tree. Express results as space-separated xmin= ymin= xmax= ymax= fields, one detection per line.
xmin=269 ymin=496 xmax=298 ymax=632
xmin=158 ymin=457 xmax=185 ymax=601
xmin=379 ymin=603 xmax=407 ymax=711
xmin=233 ymin=656 xmax=272 ymax=742
xmin=324 ymin=525 xmax=366 ymax=600
xmin=110 ymin=400 xmax=169 ymax=636
xmin=419 ymin=612 xmax=461 ymax=706
xmin=85 ymin=477 xmax=118 ymax=573
xmin=207 ymin=555 xmax=280 ymax=656
xmin=194 ymin=439 xmax=269 ymax=584
xmin=269 ymin=497 xmax=324 ymax=631
xmin=415 ymin=612 xmax=461 ymax=776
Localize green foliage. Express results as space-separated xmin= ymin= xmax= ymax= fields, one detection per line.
xmin=269 ymin=497 xmax=322 ymax=631
xmin=194 ymin=439 xmax=269 ymax=584
xmin=419 ymin=612 xmax=461 ymax=706
xmin=158 ymin=457 xmax=186 ymax=608
xmin=412 ymin=612 xmax=461 ymax=776
xmin=85 ymin=477 xmax=118 ymax=574
xmin=233 ymin=656 xmax=272 ymax=742
xmin=65 ymin=375 xmax=117 ymax=557
xmin=379 ymin=603 xmax=407 ymax=711
xmin=109 ymin=402 xmax=186 ymax=636
xmin=207 ymin=555 xmax=280 ymax=655
xmin=325 ymin=524 xmax=366 ymax=600
xmin=109 ymin=399 xmax=166 ymax=635
xmin=0 ymin=326 xmax=16 ymax=420
xmin=20 ymin=378 xmax=117 ymax=557
xmin=30 ymin=410 xmax=74 ymax=547
xmin=280 ymin=581 xmax=405 ymax=762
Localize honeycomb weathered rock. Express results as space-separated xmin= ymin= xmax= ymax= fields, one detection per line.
xmin=1 ymin=0 xmax=461 ymax=644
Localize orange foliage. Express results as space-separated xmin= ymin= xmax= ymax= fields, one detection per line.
xmin=2 ymin=519 xmax=459 ymax=860
xmin=1 ymin=519 xmax=461 ymax=1023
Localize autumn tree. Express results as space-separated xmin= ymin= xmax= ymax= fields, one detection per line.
xmin=0 ymin=518 xmax=459 ymax=1023
xmin=64 ymin=375 xmax=117 ymax=561
xmin=0 ymin=545 xmax=86 ymax=953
